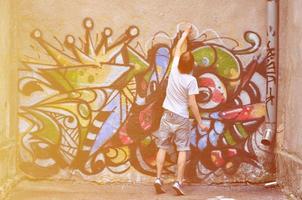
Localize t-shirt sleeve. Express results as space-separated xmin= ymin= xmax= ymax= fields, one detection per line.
xmin=188 ymin=78 xmax=199 ymax=95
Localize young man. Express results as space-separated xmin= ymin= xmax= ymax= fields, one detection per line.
xmin=154 ymin=26 xmax=207 ymax=195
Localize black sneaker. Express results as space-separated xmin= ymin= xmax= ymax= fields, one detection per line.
xmin=154 ymin=178 xmax=165 ymax=194
xmin=172 ymin=181 xmax=185 ymax=196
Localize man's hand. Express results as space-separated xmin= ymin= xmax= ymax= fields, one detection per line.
xmin=174 ymin=23 xmax=193 ymax=57
xmin=183 ymin=25 xmax=192 ymax=34
xmin=198 ymin=123 xmax=208 ymax=132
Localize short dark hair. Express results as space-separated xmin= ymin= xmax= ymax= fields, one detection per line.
xmin=178 ymin=51 xmax=194 ymax=74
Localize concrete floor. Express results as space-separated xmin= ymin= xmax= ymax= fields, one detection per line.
xmin=7 ymin=179 xmax=288 ymax=200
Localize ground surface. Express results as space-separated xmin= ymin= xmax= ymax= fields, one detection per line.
xmin=7 ymin=179 xmax=289 ymax=200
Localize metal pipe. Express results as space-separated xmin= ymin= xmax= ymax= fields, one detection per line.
xmin=262 ymin=0 xmax=279 ymax=146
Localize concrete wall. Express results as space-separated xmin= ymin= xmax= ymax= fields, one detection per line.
xmin=0 ymin=0 xmax=18 ymax=199
xmin=277 ymin=0 xmax=302 ymax=198
xmin=16 ymin=0 xmax=275 ymax=184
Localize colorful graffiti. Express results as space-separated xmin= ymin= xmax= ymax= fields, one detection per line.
xmin=18 ymin=18 xmax=275 ymax=182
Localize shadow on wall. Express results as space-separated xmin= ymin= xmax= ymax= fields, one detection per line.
xmin=18 ymin=18 xmax=275 ymax=183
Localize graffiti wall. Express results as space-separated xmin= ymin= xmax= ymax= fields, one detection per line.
xmin=17 ymin=0 xmax=275 ymax=183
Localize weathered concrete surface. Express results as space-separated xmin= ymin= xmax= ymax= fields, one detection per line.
xmin=16 ymin=0 xmax=267 ymax=53
xmin=0 ymin=0 xmax=18 ymax=199
xmin=7 ymin=179 xmax=287 ymax=200
xmin=277 ymin=0 xmax=302 ymax=198
xmin=15 ymin=0 xmax=273 ymax=184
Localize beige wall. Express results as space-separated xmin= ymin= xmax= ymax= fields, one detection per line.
xmin=277 ymin=0 xmax=302 ymax=198
xmin=0 ymin=0 xmax=13 ymax=143
xmin=16 ymin=0 xmax=267 ymax=55
xmin=6 ymin=0 xmax=302 ymax=192
xmin=0 ymin=0 xmax=18 ymax=199
xmin=15 ymin=0 xmax=273 ymax=184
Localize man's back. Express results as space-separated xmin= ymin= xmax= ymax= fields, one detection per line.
xmin=162 ymin=56 xmax=199 ymax=118
xmin=155 ymin=26 xmax=207 ymax=196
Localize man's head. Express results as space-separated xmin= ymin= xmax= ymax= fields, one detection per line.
xmin=178 ymin=51 xmax=195 ymax=74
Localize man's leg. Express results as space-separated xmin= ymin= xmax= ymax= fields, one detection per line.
xmin=176 ymin=151 xmax=186 ymax=183
xmin=156 ymin=148 xmax=167 ymax=178
xmin=154 ymin=148 xmax=168 ymax=194
xmin=154 ymin=112 xmax=171 ymax=194
xmin=172 ymin=150 xmax=187 ymax=195
xmin=172 ymin=117 xmax=191 ymax=195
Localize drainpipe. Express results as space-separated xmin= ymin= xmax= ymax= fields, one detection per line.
xmin=262 ymin=0 xmax=279 ymax=146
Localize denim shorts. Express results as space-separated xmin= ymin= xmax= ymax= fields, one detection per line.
xmin=155 ymin=110 xmax=191 ymax=151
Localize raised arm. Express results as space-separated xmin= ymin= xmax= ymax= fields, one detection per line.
xmin=174 ymin=26 xmax=191 ymax=58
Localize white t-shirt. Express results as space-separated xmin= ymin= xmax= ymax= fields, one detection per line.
xmin=162 ymin=56 xmax=199 ymax=118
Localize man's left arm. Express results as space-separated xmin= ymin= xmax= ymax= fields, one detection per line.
xmin=188 ymin=79 xmax=208 ymax=131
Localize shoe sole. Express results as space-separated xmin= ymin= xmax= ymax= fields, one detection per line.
xmin=154 ymin=183 xmax=165 ymax=194
xmin=172 ymin=186 xmax=185 ymax=196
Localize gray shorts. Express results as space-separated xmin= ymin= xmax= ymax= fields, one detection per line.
xmin=155 ymin=110 xmax=191 ymax=151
